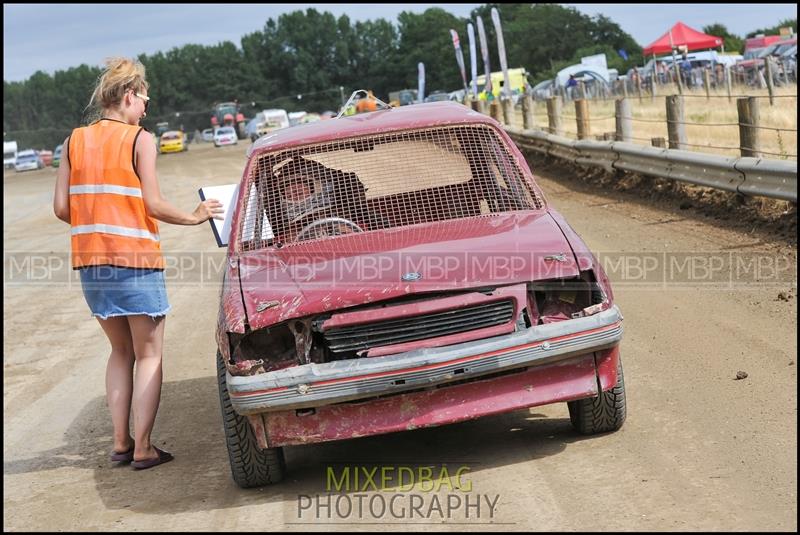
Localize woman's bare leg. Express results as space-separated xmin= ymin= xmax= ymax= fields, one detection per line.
xmin=96 ymin=316 xmax=136 ymax=453
xmin=128 ymin=315 xmax=167 ymax=461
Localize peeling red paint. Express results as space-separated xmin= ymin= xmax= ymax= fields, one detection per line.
xmin=262 ymin=353 xmax=601 ymax=447
xmin=246 ymin=414 xmax=269 ymax=449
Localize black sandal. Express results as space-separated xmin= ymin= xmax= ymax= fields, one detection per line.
xmin=131 ymin=446 xmax=174 ymax=470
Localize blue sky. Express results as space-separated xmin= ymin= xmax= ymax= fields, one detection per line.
xmin=3 ymin=3 xmax=797 ymax=82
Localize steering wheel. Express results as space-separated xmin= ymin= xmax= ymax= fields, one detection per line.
xmin=295 ymin=217 xmax=364 ymax=241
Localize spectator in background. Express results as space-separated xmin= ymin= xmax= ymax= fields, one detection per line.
xmin=680 ymin=54 xmax=693 ymax=88
xmin=566 ymin=74 xmax=578 ymax=100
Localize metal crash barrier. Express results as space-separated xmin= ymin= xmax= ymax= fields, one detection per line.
xmin=505 ymin=127 xmax=797 ymax=202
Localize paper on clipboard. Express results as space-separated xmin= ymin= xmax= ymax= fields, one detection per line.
xmin=198 ymin=183 xmax=238 ymax=247
xmin=198 ymin=183 xmax=274 ymax=247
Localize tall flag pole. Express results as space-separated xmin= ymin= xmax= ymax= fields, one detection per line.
xmin=450 ymin=29 xmax=469 ymax=93
xmin=476 ymin=16 xmax=492 ymax=96
xmin=417 ymin=62 xmax=425 ymax=103
xmin=491 ymin=7 xmax=512 ymax=99
xmin=467 ymin=22 xmax=479 ymax=98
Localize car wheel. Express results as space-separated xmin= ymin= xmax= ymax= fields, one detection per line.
xmin=217 ymin=351 xmax=286 ymax=488
xmin=567 ymin=354 xmax=626 ymax=434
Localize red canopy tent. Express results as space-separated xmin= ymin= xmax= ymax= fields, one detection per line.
xmin=642 ymin=22 xmax=724 ymax=56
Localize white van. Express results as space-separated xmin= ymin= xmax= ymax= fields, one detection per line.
xmin=4 ymin=141 xmax=18 ymax=169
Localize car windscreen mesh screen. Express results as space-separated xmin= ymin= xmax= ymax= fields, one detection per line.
xmin=237 ymin=124 xmax=543 ymax=251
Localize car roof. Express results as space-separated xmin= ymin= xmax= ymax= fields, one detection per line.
xmin=249 ymin=101 xmax=496 ymax=157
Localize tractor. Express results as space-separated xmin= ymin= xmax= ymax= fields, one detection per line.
xmin=211 ymin=102 xmax=247 ymax=140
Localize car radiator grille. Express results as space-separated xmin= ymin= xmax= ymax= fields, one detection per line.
xmin=323 ymin=299 xmax=515 ymax=354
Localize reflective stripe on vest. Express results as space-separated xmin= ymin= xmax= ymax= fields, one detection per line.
xmin=69 ymin=184 xmax=142 ymax=197
xmin=72 ymin=224 xmax=160 ymax=242
xmin=69 ymin=120 xmax=164 ymax=269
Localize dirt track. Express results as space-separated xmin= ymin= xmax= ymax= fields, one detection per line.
xmin=3 ymin=139 xmax=796 ymax=530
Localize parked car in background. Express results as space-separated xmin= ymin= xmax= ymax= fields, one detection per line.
xmin=214 ymin=101 xmax=626 ymax=487
xmin=38 ymin=150 xmax=53 ymax=166
xmin=202 ymin=128 xmax=215 ymax=142
xmin=424 ymin=91 xmax=451 ymax=103
xmin=14 ymin=149 xmax=44 ymax=172
xmin=52 ymin=144 xmax=63 ymax=168
xmin=159 ymin=130 xmax=188 ymax=153
xmin=214 ymin=126 xmax=238 ymax=147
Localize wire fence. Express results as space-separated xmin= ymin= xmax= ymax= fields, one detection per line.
xmin=516 ymin=84 xmax=798 ymax=161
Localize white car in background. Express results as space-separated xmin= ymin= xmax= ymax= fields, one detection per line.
xmin=202 ymin=128 xmax=215 ymax=142
xmin=214 ymin=126 xmax=238 ymax=147
xmin=14 ymin=149 xmax=44 ymax=172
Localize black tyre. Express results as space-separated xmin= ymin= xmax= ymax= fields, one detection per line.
xmin=568 ymin=355 xmax=626 ymax=434
xmin=217 ymin=351 xmax=285 ymax=487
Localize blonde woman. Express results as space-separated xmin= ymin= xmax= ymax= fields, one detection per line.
xmin=53 ymin=57 xmax=223 ymax=470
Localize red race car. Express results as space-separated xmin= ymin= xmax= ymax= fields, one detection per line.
xmin=215 ymin=100 xmax=626 ymax=487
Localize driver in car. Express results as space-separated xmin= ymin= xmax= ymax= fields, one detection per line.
xmin=275 ymin=159 xmax=370 ymax=243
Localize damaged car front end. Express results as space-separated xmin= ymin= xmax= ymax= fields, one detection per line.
xmin=215 ymin=102 xmax=626 ymax=487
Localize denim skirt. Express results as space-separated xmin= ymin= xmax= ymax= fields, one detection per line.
xmin=79 ymin=265 xmax=171 ymax=320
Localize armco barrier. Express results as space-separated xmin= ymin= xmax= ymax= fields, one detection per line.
xmin=505 ymin=127 xmax=797 ymax=202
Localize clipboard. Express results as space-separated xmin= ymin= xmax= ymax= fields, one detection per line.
xmin=198 ymin=183 xmax=239 ymax=247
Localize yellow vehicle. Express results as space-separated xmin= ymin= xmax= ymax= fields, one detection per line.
xmin=159 ymin=130 xmax=188 ymax=153
xmin=473 ymin=68 xmax=530 ymax=99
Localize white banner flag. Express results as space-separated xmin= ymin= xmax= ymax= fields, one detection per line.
xmin=418 ymin=62 xmax=425 ymax=103
xmin=491 ymin=7 xmax=512 ymax=99
xmin=476 ymin=16 xmax=492 ymax=96
xmin=467 ymin=23 xmax=478 ymax=98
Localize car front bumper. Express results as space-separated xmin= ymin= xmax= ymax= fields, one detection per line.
xmin=160 ymin=144 xmax=184 ymax=153
xmin=15 ymin=163 xmax=38 ymax=171
xmin=227 ymin=305 xmax=623 ymax=416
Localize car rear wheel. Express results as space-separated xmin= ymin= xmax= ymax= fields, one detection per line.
xmin=217 ymin=351 xmax=286 ymax=487
xmin=567 ymin=355 xmax=626 ymax=434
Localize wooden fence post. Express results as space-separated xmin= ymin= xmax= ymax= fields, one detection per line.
xmin=725 ymin=65 xmax=732 ymax=103
xmin=477 ymin=99 xmax=487 ymax=115
xmin=666 ymin=95 xmax=687 ymax=150
xmin=615 ymin=98 xmax=632 ymax=142
xmin=546 ymin=96 xmax=562 ymax=136
xmin=575 ymin=99 xmax=590 ymax=140
xmin=522 ymin=95 xmax=535 ymax=129
xmin=737 ymin=96 xmax=761 ymax=157
xmin=470 ymin=99 xmax=480 ymax=112
xmin=622 ymin=78 xmax=628 ymax=99
xmin=651 ymin=72 xmax=657 ymax=101
xmin=501 ymin=98 xmax=513 ymax=126
xmin=490 ymin=99 xmax=502 ymax=122
xmin=764 ymin=58 xmax=775 ymax=106
xmin=703 ymin=68 xmax=711 ymax=100
xmin=636 ymin=74 xmax=643 ymax=103
xmin=651 ymin=137 xmax=666 ymax=148
xmin=673 ymin=62 xmax=683 ymax=94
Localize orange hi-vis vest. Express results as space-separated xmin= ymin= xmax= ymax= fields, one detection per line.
xmin=68 ymin=119 xmax=164 ymax=269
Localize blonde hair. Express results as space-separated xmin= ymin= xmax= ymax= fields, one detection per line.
xmin=84 ymin=57 xmax=149 ymax=122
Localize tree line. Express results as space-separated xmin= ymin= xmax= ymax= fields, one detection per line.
xmin=5 ymin=5 xmax=791 ymax=150
xmin=4 ymin=4 xmax=645 ymax=148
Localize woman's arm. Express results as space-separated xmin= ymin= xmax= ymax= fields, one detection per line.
xmin=136 ymin=130 xmax=223 ymax=225
xmin=53 ymin=136 xmax=71 ymax=223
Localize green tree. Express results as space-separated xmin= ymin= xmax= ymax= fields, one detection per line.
xmin=395 ymin=8 xmax=468 ymax=93
xmin=702 ymin=23 xmax=744 ymax=54
xmin=745 ymin=18 xmax=797 ymax=38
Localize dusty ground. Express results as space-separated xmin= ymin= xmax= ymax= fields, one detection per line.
xmin=3 ymin=138 xmax=797 ymax=531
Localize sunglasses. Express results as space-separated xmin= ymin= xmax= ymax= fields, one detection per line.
xmin=133 ymin=91 xmax=150 ymax=113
